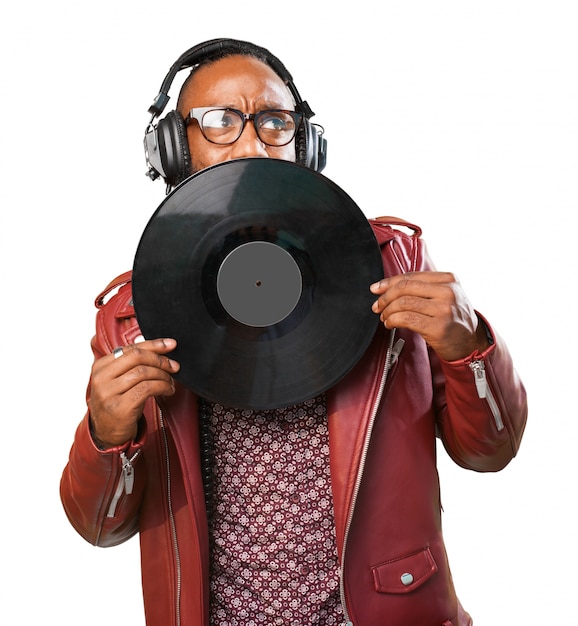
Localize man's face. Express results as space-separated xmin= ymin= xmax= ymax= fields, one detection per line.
xmin=179 ymin=55 xmax=297 ymax=173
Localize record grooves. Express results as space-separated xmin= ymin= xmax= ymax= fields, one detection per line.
xmin=132 ymin=158 xmax=383 ymax=409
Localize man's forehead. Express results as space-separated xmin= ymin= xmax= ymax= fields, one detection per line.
xmin=193 ymin=55 xmax=283 ymax=84
xmin=180 ymin=55 xmax=293 ymax=106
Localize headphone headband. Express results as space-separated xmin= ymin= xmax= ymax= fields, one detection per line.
xmin=148 ymin=38 xmax=314 ymax=120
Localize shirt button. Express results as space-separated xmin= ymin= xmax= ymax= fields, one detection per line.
xmin=400 ymin=572 xmax=414 ymax=586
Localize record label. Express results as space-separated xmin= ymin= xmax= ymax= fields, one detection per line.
xmin=216 ymin=241 xmax=302 ymax=327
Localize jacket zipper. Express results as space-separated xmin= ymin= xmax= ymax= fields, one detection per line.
xmin=339 ymin=331 xmax=400 ymax=626
xmin=469 ymin=359 xmax=504 ymax=431
xmin=104 ymin=409 xmax=182 ymax=624
xmin=106 ymin=450 xmax=140 ymax=518
xmin=158 ymin=407 xmax=183 ymax=626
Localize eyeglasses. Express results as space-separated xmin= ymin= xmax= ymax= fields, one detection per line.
xmin=184 ymin=107 xmax=303 ymax=147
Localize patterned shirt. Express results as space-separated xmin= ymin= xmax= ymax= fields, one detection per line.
xmin=200 ymin=395 xmax=343 ymax=625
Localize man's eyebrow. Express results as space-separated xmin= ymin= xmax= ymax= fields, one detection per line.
xmin=193 ymin=102 xmax=292 ymax=111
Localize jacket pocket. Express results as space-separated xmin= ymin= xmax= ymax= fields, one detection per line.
xmin=371 ymin=546 xmax=438 ymax=594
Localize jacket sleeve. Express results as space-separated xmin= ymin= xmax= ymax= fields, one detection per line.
xmin=60 ymin=412 xmax=146 ymax=547
xmin=60 ymin=272 xmax=147 ymax=547
xmin=414 ymin=235 xmax=528 ymax=472
xmin=433 ymin=318 xmax=527 ymax=472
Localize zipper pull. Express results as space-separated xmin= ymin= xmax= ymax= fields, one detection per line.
xmin=469 ymin=359 xmax=505 ymax=431
xmin=390 ymin=338 xmax=405 ymax=368
xmin=469 ymin=359 xmax=488 ymax=399
xmin=120 ymin=451 xmax=135 ymax=495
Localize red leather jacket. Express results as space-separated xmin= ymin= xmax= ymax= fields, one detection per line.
xmin=60 ymin=218 xmax=527 ymax=626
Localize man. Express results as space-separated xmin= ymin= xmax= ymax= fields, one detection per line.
xmin=60 ymin=38 xmax=527 ymax=626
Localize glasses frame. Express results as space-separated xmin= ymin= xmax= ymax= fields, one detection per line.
xmin=184 ymin=107 xmax=303 ymax=147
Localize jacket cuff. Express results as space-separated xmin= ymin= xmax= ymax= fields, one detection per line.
xmin=86 ymin=413 xmax=146 ymax=456
xmin=440 ymin=311 xmax=496 ymax=367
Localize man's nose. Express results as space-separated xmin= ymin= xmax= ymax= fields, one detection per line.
xmin=229 ymin=122 xmax=268 ymax=159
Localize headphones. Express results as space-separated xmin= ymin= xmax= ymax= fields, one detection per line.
xmin=144 ymin=38 xmax=328 ymax=190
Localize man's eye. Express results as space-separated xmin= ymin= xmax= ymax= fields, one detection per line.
xmin=204 ymin=110 xmax=238 ymax=129
xmin=259 ymin=113 xmax=293 ymax=131
xmin=219 ymin=113 xmax=238 ymax=128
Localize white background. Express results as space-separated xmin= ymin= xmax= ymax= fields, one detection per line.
xmin=2 ymin=1 xmax=577 ymax=624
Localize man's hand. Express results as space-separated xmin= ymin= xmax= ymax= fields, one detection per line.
xmin=89 ymin=338 xmax=180 ymax=448
xmin=370 ymin=272 xmax=489 ymax=362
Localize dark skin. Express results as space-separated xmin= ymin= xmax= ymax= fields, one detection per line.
xmin=89 ymin=55 xmax=489 ymax=449
xmin=370 ymin=271 xmax=489 ymax=361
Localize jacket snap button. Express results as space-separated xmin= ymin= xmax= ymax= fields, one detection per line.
xmin=400 ymin=572 xmax=414 ymax=586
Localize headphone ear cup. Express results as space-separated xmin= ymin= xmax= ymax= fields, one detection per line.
xmin=299 ymin=119 xmax=327 ymax=173
xmin=156 ymin=111 xmax=191 ymax=187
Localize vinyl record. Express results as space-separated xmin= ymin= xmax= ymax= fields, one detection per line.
xmin=132 ymin=158 xmax=383 ymax=409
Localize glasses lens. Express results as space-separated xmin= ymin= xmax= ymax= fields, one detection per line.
xmin=201 ymin=109 xmax=243 ymax=144
xmin=255 ymin=111 xmax=300 ymax=146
